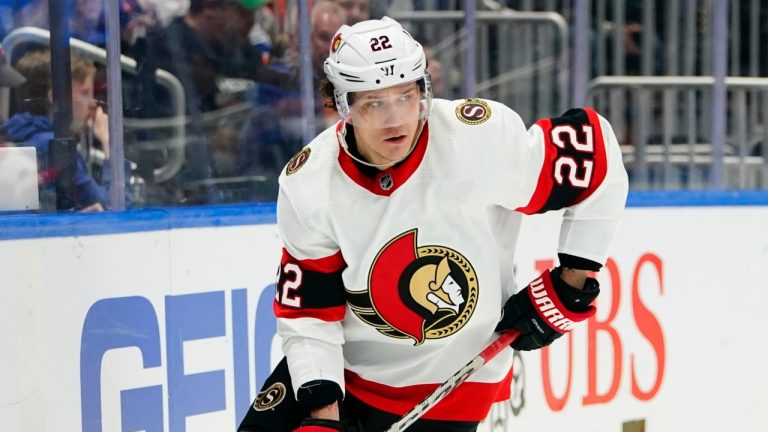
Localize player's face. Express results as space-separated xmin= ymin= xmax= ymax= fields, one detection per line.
xmin=349 ymin=82 xmax=421 ymax=167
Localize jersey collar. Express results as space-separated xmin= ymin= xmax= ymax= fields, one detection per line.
xmin=336 ymin=121 xmax=429 ymax=196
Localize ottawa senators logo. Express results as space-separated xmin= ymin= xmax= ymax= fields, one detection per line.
xmin=252 ymin=382 xmax=286 ymax=411
xmin=285 ymin=148 xmax=310 ymax=176
xmin=455 ymin=99 xmax=491 ymax=125
xmin=347 ymin=229 xmax=478 ymax=345
xmin=331 ymin=33 xmax=343 ymax=53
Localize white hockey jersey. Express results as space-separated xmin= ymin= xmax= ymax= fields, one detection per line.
xmin=273 ymin=98 xmax=628 ymax=421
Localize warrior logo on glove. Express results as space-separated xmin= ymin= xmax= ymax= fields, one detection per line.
xmin=528 ymin=275 xmax=579 ymax=332
xmin=347 ymin=229 xmax=479 ymax=345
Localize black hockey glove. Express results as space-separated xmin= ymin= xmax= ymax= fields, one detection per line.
xmin=292 ymin=380 xmax=348 ymax=431
xmin=496 ymin=267 xmax=599 ymax=351
xmin=293 ymin=418 xmax=348 ymax=432
xmin=237 ymin=358 xmax=346 ymax=432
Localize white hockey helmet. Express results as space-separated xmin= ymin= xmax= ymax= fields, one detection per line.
xmin=324 ymin=16 xmax=432 ymax=123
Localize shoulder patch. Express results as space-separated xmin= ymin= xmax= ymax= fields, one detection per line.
xmin=285 ymin=148 xmax=311 ymax=176
xmin=455 ymin=99 xmax=491 ymax=125
xmin=253 ymin=382 xmax=287 ymax=411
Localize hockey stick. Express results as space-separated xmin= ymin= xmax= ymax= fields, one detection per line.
xmin=384 ymin=330 xmax=520 ymax=432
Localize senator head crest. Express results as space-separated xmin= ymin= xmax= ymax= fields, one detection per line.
xmin=347 ymin=229 xmax=478 ymax=345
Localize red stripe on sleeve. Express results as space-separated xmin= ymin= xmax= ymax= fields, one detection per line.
xmin=573 ymin=107 xmax=608 ymax=205
xmin=281 ymin=248 xmax=346 ymax=273
xmin=273 ymin=300 xmax=346 ymax=322
xmin=516 ymin=118 xmax=556 ymax=215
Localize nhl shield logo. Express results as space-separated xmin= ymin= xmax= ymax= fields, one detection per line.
xmin=378 ymin=172 xmax=394 ymax=191
xmin=347 ymin=229 xmax=479 ymax=345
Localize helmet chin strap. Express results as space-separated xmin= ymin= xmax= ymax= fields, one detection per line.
xmin=337 ymin=119 xmax=427 ymax=169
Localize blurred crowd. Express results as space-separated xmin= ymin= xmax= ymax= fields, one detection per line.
xmin=0 ymin=0 xmax=765 ymax=210
xmin=0 ymin=0 xmax=450 ymax=209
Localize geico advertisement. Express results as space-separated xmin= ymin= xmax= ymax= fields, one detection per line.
xmin=1 ymin=207 xmax=767 ymax=431
xmin=0 ymin=224 xmax=283 ymax=432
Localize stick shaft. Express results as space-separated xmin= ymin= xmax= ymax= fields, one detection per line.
xmin=385 ymin=330 xmax=519 ymax=432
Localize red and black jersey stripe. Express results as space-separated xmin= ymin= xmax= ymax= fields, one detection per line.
xmin=517 ymin=108 xmax=608 ymax=215
xmin=344 ymin=367 xmax=514 ymax=421
xmin=273 ymin=248 xmax=348 ymax=322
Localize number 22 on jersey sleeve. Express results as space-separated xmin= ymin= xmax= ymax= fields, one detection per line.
xmin=516 ymin=107 xmax=608 ymax=215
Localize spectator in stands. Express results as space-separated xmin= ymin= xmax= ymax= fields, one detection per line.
xmin=311 ymin=2 xmax=345 ymax=91
xmin=136 ymin=0 xmax=225 ymax=204
xmin=147 ymin=0 xmax=225 ymax=114
xmin=138 ymin=0 xmax=291 ymax=203
xmin=222 ymin=0 xmax=260 ymax=44
xmin=145 ymin=0 xmax=289 ymax=114
xmin=214 ymin=0 xmax=270 ymax=87
xmin=120 ymin=0 xmax=161 ymax=46
xmin=119 ymin=0 xmax=163 ymax=121
xmin=70 ymin=0 xmax=106 ymax=47
xmin=151 ymin=0 xmax=189 ymax=28
xmin=0 ymin=0 xmax=47 ymax=41
xmin=329 ymin=0 xmax=371 ymax=25
xmin=213 ymin=0 xmax=295 ymax=93
xmin=0 ymin=0 xmax=159 ymax=55
xmin=238 ymin=0 xmax=346 ymax=201
xmin=71 ymin=0 xmax=157 ymax=47
xmin=248 ymin=2 xmax=280 ymax=65
xmin=2 ymin=50 xmax=131 ymax=211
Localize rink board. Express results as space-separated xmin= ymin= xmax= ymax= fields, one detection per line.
xmin=0 ymin=194 xmax=766 ymax=431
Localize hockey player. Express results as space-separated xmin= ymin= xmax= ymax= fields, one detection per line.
xmin=238 ymin=16 xmax=628 ymax=432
